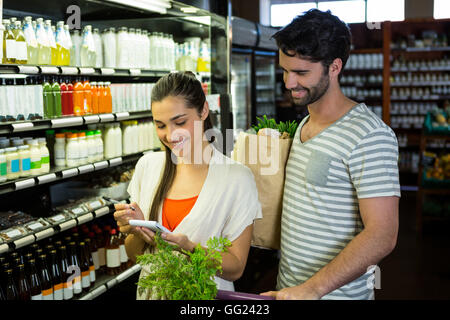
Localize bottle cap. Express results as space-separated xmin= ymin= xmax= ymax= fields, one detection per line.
xmin=55 ymin=133 xmax=65 ymax=139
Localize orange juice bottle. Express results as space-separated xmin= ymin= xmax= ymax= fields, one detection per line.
xmin=73 ymin=78 xmax=85 ymax=116
xmin=91 ymin=82 xmax=99 ymax=114
xmin=97 ymin=82 xmax=105 ymax=113
xmin=105 ymin=82 xmax=112 ymax=113
xmin=83 ymin=78 xmax=92 ymax=114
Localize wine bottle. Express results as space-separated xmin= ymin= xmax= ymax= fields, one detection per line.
xmin=58 ymin=245 xmax=73 ymax=300
xmin=78 ymin=242 xmax=91 ymax=293
xmin=37 ymin=254 xmax=54 ymax=300
xmin=28 ymin=260 xmax=42 ymax=300
xmin=49 ymin=249 xmax=64 ymax=300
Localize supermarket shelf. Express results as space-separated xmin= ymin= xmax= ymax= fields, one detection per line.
xmin=391 ymin=95 xmax=450 ymax=101
xmin=79 ymin=264 xmax=142 ymax=300
xmin=392 ymin=46 xmax=450 ymax=53
xmin=391 ymin=66 xmax=450 ymax=72
xmin=0 ymin=111 xmax=152 ymax=135
xmin=391 ymin=81 xmax=450 ymax=87
xmin=0 ymin=64 xmax=170 ymax=78
xmin=0 ymin=148 xmax=160 ymax=195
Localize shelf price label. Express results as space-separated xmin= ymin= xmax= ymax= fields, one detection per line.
xmin=79 ymin=67 xmax=95 ymax=75
xmin=109 ymin=157 xmax=123 ymax=167
xmin=115 ymin=112 xmax=130 ymax=121
xmin=129 ymin=68 xmax=141 ymax=76
xmin=83 ymin=115 xmax=100 ymax=124
xmin=78 ymin=164 xmax=94 ymax=174
xmin=94 ymin=206 xmax=110 ymax=218
xmin=14 ymin=178 xmax=36 ymax=191
xmin=11 ymin=122 xmax=34 ymax=132
xmin=60 ymin=67 xmax=79 ymax=75
xmin=37 ymin=173 xmax=57 ymax=184
xmin=39 ymin=66 xmax=60 ymax=74
xmin=59 ymin=219 xmax=77 ymax=232
xmin=51 ymin=117 xmax=83 ymax=128
xmin=18 ymin=65 xmax=40 ymax=74
xmin=13 ymin=235 xmax=36 ymax=249
xmin=99 ymin=114 xmax=115 ymax=123
xmin=0 ymin=244 xmax=9 ymax=254
xmin=101 ymin=68 xmax=115 ymax=75
xmin=61 ymin=168 xmax=79 ymax=178
xmin=77 ymin=213 xmax=94 ymax=225
xmin=93 ymin=161 xmax=108 ymax=170
xmin=35 ymin=228 xmax=55 ymax=241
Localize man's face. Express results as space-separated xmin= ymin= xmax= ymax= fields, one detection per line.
xmin=279 ymin=50 xmax=330 ymax=107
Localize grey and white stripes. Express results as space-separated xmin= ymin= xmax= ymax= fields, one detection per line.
xmin=277 ymin=103 xmax=400 ymax=300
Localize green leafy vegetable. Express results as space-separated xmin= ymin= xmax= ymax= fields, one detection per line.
xmin=252 ymin=115 xmax=299 ymax=138
xmin=136 ymin=233 xmax=231 ymax=300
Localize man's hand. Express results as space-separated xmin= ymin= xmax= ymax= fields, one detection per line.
xmin=261 ymin=283 xmax=321 ymax=300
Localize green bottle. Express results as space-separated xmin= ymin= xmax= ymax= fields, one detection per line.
xmin=52 ymin=77 xmax=62 ymax=118
xmin=42 ymin=77 xmax=54 ymax=118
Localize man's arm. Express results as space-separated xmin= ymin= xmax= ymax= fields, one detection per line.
xmin=262 ymin=196 xmax=399 ymax=299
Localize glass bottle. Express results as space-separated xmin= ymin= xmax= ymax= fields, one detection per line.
xmin=28 ymin=259 xmax=42 ymax=300
xmin=80 ymin=25 xmax=96 ymax=67
xmin=58 ymin=245 xmax=73 ymax=300
xmin=95 ymin=228 xmax=106 ymax=274
xmin=17 ymin=264 xmax=32 ymax=300
xmin=84 ymin=238 xmax=96 ymax=286
xmin=118 ymin=228 xmax=129 ymax=271
xmin=45 ymin=20 xmax=57 ymax=65
xmin=42 ymin=76 xmax=54 ymax=118
xmin=55 ymin=21 xmax=68 ymax=66
xmin=13 ymin=21 xmax=28 ymax=64
xmin=49 ymin=249 xmax=63 ymax=300
xmin=52 ymin=77 xmax=62 ymax=117
xmin=68 ymin=242 xmax=82 ymax=298
xmin=5 ymin=269 xmax=18 ymax=300
xmin=105 ymin=228 xmax=121 ymax=276
xmin=88 ymin=231 xmax=100 ymax=274
xmin=78 ymin=241 xmax=91 ymax=293
xmin=3 ymin=19 xmax=16 ymax=64
xmin=37 ymin=254 xmax=53 ymax=300
xmin=36 ymin=18 xmax=50 ymax=65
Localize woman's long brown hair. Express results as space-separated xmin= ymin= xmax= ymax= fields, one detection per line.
xmin=148 ymin=71 xmax=213 ymax=223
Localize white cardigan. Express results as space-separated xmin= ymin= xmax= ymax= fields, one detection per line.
xmin=127 ymin=146 xmax=262 ymax=298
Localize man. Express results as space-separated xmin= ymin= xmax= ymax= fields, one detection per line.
xmin=262 ymin=9 xmax=400 ymax=300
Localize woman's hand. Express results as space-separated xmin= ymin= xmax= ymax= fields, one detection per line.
xmin=161 ymin=232 xmax=196 ymax=253
xmin=113 ymin=202 xmax=156 ymax=245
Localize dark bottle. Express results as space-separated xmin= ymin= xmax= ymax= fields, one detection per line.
xmin=88 ymin=232 xmax=99 ymax=273
xmin=17 ymin=264 xmax=31 ymax=300
xmin=117 ymin=228 xmax=129 ymax=271
xmin=5 ymin=269 xmax=18 ymax=300
xmin=0 ymin=282 xmax=5 ymax=300
xmin=58 ymin=245 xmax=73 ymax=300
xmin=64 ymin=236 xmax=72 ymax=245
xmin=28 ymin=260 xmax=43 ymax=300
xmin=49 ymin=250 xmax=63 ymax=300
xmin=37 ymin=254 xmax=53 ymax=300
xmin=68 ymin=242 xmax=82 ymax=298
xmin=78 ymin=242 xmax=91 ymax=293
xmin=84 ymin=238 xmax=96 ymax=286
xmin=72 ymin=232 xmax=80 ymax=244
xmin=105 ymin=229 xmax=121 ymax=276
xmin=35 ymin=248 xmax=44 ymax=260
xmin=95 ymin=228 xmax=106 ymax=274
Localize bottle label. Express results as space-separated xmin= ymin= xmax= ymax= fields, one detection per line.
xmin=98 ymin=248 xmax=106 ymax=267
xmin=119 ymin=244 xmax=128 ymax=263
xmin=5 ymin=39 xmax=16 ymax=59
xmin=42 ymin=288 xmax=54 ymax=300
xmin=81 ymin=271 xmax=90 ymax=289
xmin=0 ymin=162 xmax=6 ymax=176
xmin=31 ymin=158 xmax=41 ymax=169
xmin=63 ymin=281 xmax=73 ymax=300
xmin=31 ymin=293 xmax=43 ymax=300
xmin=53 ymin=283 xmax=64 ymax=300
xmin=41 ymin=155 xmax=50 ymax=164
xmin=73 ymin=275 xmax=82 ymax=294
xmin=89 ymin=265 xmax=96 ymax=282
xmin=92 ymin=251 xmax=100 ymax=270
xmin=11 ymin=159 xmax=20 ymax=173
xmin=21 ymin=158 xmax=31 ymax=171
xmin=16 ymin=41 xmax=28 ymax=60
xmin=106 ymin=248 xmax=121 ymax=268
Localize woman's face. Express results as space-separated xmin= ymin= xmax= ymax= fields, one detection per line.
xmin=152 ymin=96 xmax=208 ymax=161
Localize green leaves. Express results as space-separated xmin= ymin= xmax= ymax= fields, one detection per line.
xmin=252 ymin=115 xmax=299 ymax=138
xmin=136 ymin=233 xmax=231 ymax=300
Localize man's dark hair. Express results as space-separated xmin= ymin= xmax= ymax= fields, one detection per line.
xmin=272 ymin=9 xmax=352 ymax=73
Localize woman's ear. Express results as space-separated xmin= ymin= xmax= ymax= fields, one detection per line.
xmin=201 ymin=101 xmax=210 ymax=120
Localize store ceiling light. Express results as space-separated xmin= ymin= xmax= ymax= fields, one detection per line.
xmin=105 ymin=0 xmax=171 ymax=14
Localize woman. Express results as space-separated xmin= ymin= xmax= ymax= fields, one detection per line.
xmin=113 ymin=71 xmax=262 ymax=299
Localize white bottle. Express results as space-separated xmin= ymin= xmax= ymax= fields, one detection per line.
xmin=121 ymin=121 xmax=130 ymax=155
xmin=38 ymin=137 xmax=50 ymax=173
xmin=114 ymin=123 xmax=122 ymax=157
xmin=65 ymin=133 xmax=79 ymax=167
xmin=5 ymin=147 xmax=20 ymax=180
xmin=93 ymin=28 xmax=103 ymax=68
xmin=17 ymin=145 xmax=31 ymax=177
xmin=86 ymin=131 xmax=97 ymax=162
xmin=138 ymin=121 xmax=145 ymax=152
xmin=54 ymin=133 xmax=66 ymax=167
xmin=102 ymin=27 xmax=116 ymax=68
xmin=78 ymin=132 xmax=88 ymax=165
xmin=116 ymin=27 xmax=129 ymax=68
xmin=71 ymin=29 xmax=82 ymax=66
xmin=104 ymin=124 xmax=116 ymax=159
xmin=28 ymin=139 xmax=42 ymax=176
xmin=81 ymin=25 xmax=96 ymax=67
xmin=94 ymin=130 xmax=104 ymax=161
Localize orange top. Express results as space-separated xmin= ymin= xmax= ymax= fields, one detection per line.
xmin=162 ymin=195 xmax=199 ymax=232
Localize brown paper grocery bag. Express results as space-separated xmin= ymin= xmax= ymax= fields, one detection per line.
xmin=232 ymin=132 xmax=293 ymax=250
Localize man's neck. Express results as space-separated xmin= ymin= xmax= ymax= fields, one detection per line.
xmin=307 ymin=85 xmax=355 ymax=127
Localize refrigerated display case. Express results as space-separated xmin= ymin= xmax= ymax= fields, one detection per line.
xmin=230 ymin=16 xmax=279 ymax=138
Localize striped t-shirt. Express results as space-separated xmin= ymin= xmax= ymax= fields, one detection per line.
xmin=277 ymin=103 xmax=400 ymax=300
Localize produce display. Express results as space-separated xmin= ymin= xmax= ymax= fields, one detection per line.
xmin=136 ymin=234 xmax=230 ymax=300
xmin=251 ymin=115 xmax=299 ymax=139
xmin=424 ymin=152 xmax=450 ymax=181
